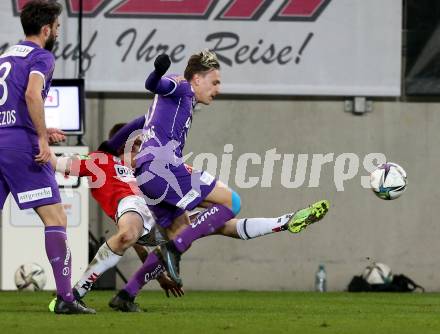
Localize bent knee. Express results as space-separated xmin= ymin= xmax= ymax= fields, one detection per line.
xmin=116 ymin=230 xmax=138 ymax=247
xmin=231 ymin=190 xmax=241 ymax=216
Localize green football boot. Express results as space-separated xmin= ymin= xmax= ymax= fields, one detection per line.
xmin=285 ymin=200 xmax=329 ymax=233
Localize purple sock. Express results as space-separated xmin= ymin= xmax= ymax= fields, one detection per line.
xmin=173 ymin=204 xmax=234 ymax=253
xmin=44 ymin=226 xmax=73 ymax=302
xmin=123 ymin=252 xmax=165 ymax=297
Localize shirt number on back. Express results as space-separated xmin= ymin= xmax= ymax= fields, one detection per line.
xmin=0 ymin=62 xmax=12 ymax=106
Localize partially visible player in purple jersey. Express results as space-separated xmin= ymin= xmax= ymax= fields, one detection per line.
xmin=133 ymin=51 xmax=329 ymax=287
xmin=0 ymin=0 xmax=94 ymax=314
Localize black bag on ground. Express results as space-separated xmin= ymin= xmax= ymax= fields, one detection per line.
xmin=348 ymin=274 xmax=425 ymax=292
xmin=388 ymin=274 xmax=425 ymax=292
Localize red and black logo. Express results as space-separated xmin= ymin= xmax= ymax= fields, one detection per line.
xmin=13 ymin=0 xmax=331 ymax=21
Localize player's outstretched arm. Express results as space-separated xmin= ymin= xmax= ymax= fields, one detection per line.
xmin=145 ymin=54 xmax=176 ymax=95
xmin=103 ymin=115 xmax=145 ymax=154
xmin=49 ymin=151 xmax=83 ymax=177
xmin=49 ymin=151 xmax=72 ymax=174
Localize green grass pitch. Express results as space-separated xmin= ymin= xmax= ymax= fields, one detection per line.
xmin=1 ymin=291 xmax=440 ymax=333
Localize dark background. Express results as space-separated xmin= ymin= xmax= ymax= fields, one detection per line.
xmin=405 ymin=0 xmax=440 ymax=95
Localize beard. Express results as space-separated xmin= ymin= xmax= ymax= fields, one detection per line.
xmin=44 ymin=34 xmax=56 ymax=52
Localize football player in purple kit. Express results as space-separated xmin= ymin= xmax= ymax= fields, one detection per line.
xmin=47 ymin=117 xmax=325 ymax=312
xmin=125 ymin=50 xmax=330 ymax=292
xmin=0 ymin=0 xmax=94 ymax=314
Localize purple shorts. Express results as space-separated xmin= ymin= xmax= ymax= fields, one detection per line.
xmin=0 ymin=149 xmax=61 ymax=210
xmin=135 ymin=162 xmax=217 ymax=228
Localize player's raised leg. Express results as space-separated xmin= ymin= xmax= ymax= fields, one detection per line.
xmin=173 ymin=184 xmax=238 ymax=252
xmin=284 ymin=200 xmax=329 ymax=233
xmin=219 ymin=200 xmax=330 ymax=239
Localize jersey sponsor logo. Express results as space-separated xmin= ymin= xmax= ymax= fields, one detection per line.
xmin=114 ymin=164 xmax=136 ymax=184
xmin=0 ymin=110 xmax=16 ymax=126
xmin=17 ymin=187 xmax=52 ymax=203
xmin=176 ymin=189 xmax=199 ymax=210
xmin=0 ymin=44 xmax=33 ymax=58
xmin=14 ymin=0 xmax=331 ymax=21
xmin=114 ymin=164 xmax=134 ymax=178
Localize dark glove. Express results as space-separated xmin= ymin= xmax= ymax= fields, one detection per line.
xmin=154 ymin=54 xmax=171 ymax=77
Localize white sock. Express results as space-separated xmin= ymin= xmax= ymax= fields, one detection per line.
xmin=236 ymin=214 xmax=292 ymax=240
xmin=74 ymin=242 xmax=122 ymax=298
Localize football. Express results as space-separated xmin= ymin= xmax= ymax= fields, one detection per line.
xmin=370 ymin=162 xmax=407 ymax=200
xmin=362 ymin=262 xmax=393 ymax=285
xmin=14 ymin=263 xmax=46 ymax=291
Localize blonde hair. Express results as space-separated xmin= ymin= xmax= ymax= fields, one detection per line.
xmin=184 ymin=49 xmax=220 ymax=81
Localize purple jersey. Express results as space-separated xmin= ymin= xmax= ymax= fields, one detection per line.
xmin=137 ymin=76 xmax=196 ymax=166
xmin=0 ymin=41 xmax=55 ymax=151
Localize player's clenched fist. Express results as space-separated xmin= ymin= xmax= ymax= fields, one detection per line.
xmin=154 ymin=54 xmax=171 ymax=77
